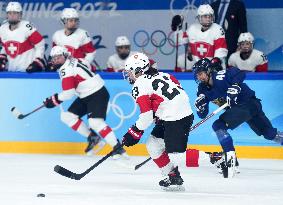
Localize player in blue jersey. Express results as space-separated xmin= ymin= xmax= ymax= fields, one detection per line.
xmin=192 ymin=58 xmax=283 ymax=177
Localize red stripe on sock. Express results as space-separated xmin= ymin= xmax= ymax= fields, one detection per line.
xmin=99 ymin=126 xmax=112 ymax=138
xmin=71 ymin=119 xmax=82 ymax=131
xmin=186 ymin=149 xmax=199 ymax=167
xmin=153 ymin=151 xmax=170 ymax=168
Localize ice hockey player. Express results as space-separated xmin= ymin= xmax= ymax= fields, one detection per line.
xmin=43 ymin=46 xmax=127 ymax=158
xmin=0 ymin=1 xmax=45 ymax=72
xmin=121 ymin=52 xmax=194 ymax=191
xmin=172 ymin=4 xmax=228 ymax=68
xmin=48 ymin=8 xmax=96 ymax=71
xmin=193 ymin=58 xmax=283 ymax=177
xmin=228 ymin=32 xmax=268 ymax=72
xmin=106 ymin=36 xmax=139 ymax=72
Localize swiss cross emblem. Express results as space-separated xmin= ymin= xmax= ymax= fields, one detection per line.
xmin=64 ymin=45 xmax=75 ymax=55
xmin=5 ymin=41 xmax=20 ymax=58
xmin=195 ymin=42 xmax=211 ymax=58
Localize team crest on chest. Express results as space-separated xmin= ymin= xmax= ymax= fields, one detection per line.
xmin=194 ymin=42 xmax=212 ymax=58
xmin=4 ymin=41 xmax=20 ymax=58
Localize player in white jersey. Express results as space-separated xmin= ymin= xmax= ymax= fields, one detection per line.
xmin=172 ymin=4 xmax=228 ymax=68
xmin=175 ymin=53 xmax=195 ymax=72
xmin=0 ymin=2 xmax=45 ymax=72
xmin=48 ymin=8 xmax=96 ymax=71
xmin=122 ymin=52 xmax=194 ymax=191
xmin=228 ymin=32 xmax=268 ymax=72
xmin=106 ymin=36 xmax=138 ymax=72
xmin=43 ymin=46 xmax=127 ymax=157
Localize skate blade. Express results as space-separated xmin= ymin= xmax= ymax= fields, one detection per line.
xmin=227 ymin=166 xmax=236 ymax=178
xmin=86 ymin=141 xmax=106 ymax=156
xmin=161 ymin=185 xmax=185 ymax=192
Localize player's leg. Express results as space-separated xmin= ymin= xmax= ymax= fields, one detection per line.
xmin=86 ymin=86 xmax=127 ymax=158
xmin=62 ymin=98 xmax=102 ymax=153
xmin=161 ymin=114 xmax=194 ymax=191
xmin=247 ymin=99 xmax=282 ymax=145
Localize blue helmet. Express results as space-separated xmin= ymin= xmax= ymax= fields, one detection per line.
xmin=192 ymin=58 xmax=212 ymax=83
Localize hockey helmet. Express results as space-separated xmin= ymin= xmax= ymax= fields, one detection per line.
xmin=6 ymin=2 xmax=22 ymax=13
xmin=197 ymin=4 xmax=214 ymax=27
xmin=115 ymin=36 xmax=131 ymax=47
xmin=123 ymin=52 xmax=150 ymax=83
xmin=238 ymin=32 xmax=254 ymax=44
xmin=50 ymin=46 xmax=70 ymax=58
xmin=192 ymin=58 xmax=212 ymax=83
xmin=61 ymin=8 xmax=79 ymax=20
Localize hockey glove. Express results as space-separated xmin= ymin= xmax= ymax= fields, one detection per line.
xmin=226 ymin=84 xmax=241 ymax=106
xmin=0 ymin=54 xmax=8 ymax=71
xmin=171 ymin=15 xmax=183 ymax=31
xmin=26 ymin=58 xmax=45 ymax=73
xmin=122 ymin=125 xmax=144 ymax=147
xmin=195 ymin=94 xmax=207 ymax=113
xmin=44 ymin=93 xmax=62 ymax=108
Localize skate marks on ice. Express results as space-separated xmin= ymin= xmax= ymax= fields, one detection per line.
xmin=0 ymin=154 xmax=282 ymax=205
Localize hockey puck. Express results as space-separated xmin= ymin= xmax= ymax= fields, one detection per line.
xmin=37 ymin=193 xmax=45 ymax=197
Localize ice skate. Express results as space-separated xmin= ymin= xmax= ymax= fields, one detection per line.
xmin=159 ymin=167 xmax=185 ymax=191
xmin=111 ymin=141 xmax=129 ymax=160
xmin=85 ymin=133 xmax=104 ymax=155
xmin=222 ymin=151 xmax=236 ymax=178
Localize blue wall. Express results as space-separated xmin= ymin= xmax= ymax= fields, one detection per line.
xmin=1 ymin=72 xmax=283 ymax=147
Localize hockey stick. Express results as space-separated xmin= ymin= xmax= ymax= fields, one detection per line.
xmin=184 ymin=22 xmax=188 ymax=72
xmin=11 ymin=104 xmax=45 ymax=120
xmin=54 ymin=144 xmax=123 ymax=180
xmin=133 ymin=103 xmax=229 ymax=169
xmin=175 ymin=32 xmax=179 ymax=70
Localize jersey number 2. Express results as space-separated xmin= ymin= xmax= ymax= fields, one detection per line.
xmin=152 ymin=77 xmax=180 ymax=100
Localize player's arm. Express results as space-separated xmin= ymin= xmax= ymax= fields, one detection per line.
xmin=0 ymin=37 xmax=7 ymax=71
xmin=26 ymin=22 xmax=45 ymax=72
xmin=122 ymin=82 xmax=153 ymax=147
xmin=255 ymin=53 xmax=268 ymax=72
xmin=195 ymin=85 xmax=209 ymax=119
xmin=105 ymin=56 xmax=115 ymax=72
xmin=81 ymin=31 xmax=96 ymax=63
xmin=43 ymin=67 xmax=76 ymax=108
xmin=213 ymin=26 xmax=228 ymax=68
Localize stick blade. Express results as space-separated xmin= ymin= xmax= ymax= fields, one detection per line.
xmin=11 ymin=107 xmax=23 ymax=119
xmin=54 ymin=165 xmax=81 ymax=180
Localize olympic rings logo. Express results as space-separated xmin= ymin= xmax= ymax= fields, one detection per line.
xmin=133 ymin=30 xmax=177 ymax=56
xmin=107 ymin=92 xmax=137 ymax=130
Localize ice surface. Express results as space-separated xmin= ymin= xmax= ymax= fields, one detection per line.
xmin=0 ymin=154 xmax=282 ymax=205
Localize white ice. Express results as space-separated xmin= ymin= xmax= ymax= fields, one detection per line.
xmin=0 ymin=154 xmax=282 ymax=205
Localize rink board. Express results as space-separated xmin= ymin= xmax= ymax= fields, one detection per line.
xmin=0 ymin=72 xmax=283 ymax=158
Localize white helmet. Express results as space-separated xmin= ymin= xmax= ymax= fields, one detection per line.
xmin=50 ymin=46 xmax=70 ymax=58
xmin=197 ymin=4 xmax=214 ymax=16
xmin=124 ymin=53 xmax=150 ymax=83
xmin=238 ymin=32 xmax=254 ymax=44
xmin=115 ymin=36 xmax=131 ymax=47
xmin=6 ymin=2 xmax=22 ymax=13
xmin=61 ymin=8 xmax=79 ymax=21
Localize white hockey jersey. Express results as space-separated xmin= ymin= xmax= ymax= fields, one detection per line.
xmin=0 ymin=20 xmax=45 ymax=71
xmin=57 ymin=57 xmax=104 ymax=101
xmin=132 ymin=72 xmax=193 ymax=130
xmin=177 ymin=23 xmax=228 ymax=62
xmin=228 ymin=49 xmax=268 ymax=72
xmin=52 ymin=28 xmax=96 ymax=64
xmin=106 ymin=51 xmax=138 ymax=72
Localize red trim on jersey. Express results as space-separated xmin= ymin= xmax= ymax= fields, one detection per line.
xmin=99 ymin=126 xmax=112 ymax=138
xmin=62 ymin=76 xmax=75 ymax=90
xmin=136 ymin=95 xmax=152 ymax=113
xmin=27 ymin=31 xmax=44 ymax=45
xmin=153 ymin=151 xmax=170 ymax=168
xmin=74 ymin=74 xmax=86 ymax=88
xmin=169 ymin=74 xmax=180 ymax=85
xmin=71 ymin=119 xmax=82 ymax=131
xmin=106 ymin=67 xmax=115 ymax=72
xmin=255 ymin=63 xmax=268 ymax=72
xmin=71 ymin=42 xmax=95 ymax=59
xmin=186 ymin=149 xmax=200 ymax=167
xmin=150 ymin=94 xmax=164 ymax=113
xmin=52 ymin=42 xmax=57 ymax=47
xmin=214 ymin=37 xmax=227 ymax=50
